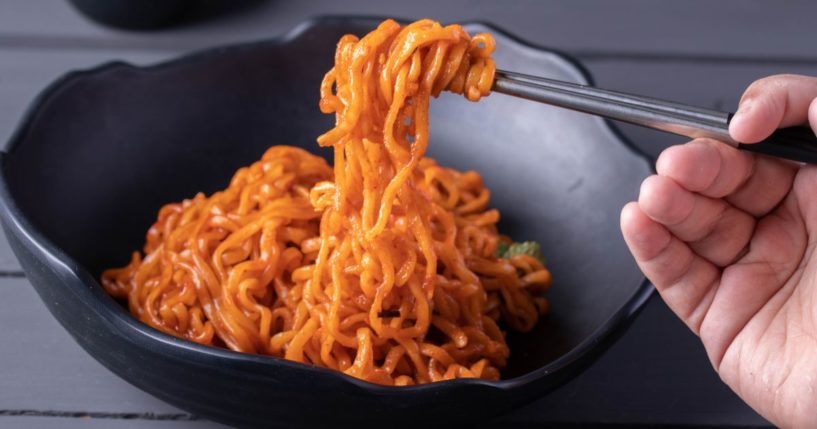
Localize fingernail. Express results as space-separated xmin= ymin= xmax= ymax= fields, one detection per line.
xmin=729 ymin=100 xmax=753 ymax=139
xmin=734 ymin=100 xmax=753 ymax=119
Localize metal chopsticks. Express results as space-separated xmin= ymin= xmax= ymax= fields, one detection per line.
xmin=492 ymin=69 xmax=817 ymax=164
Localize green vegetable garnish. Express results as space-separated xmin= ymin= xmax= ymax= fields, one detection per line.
xmin=494 ymin=241 xmax=510 ymax=258
xmin=494 ymin=240 xmax=545 ymax=264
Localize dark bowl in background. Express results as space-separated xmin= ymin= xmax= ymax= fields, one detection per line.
xmin=0 ymin=17 xmax=653 ymax=428
xmin=68 ymin=0 xmax=198 ymax=29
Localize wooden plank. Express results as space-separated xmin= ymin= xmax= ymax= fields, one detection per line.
xmin=0 ymin=279 xmax=184 ymax=414
xmin=0 ymin=416 xmax=225 ymax=429
xmin=0 ymin=0 xmax=815 ymax=60
xmin=0 ymin=228 xmax=20 ymax=273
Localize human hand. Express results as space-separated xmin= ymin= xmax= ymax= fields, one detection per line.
xmin=621 ymin=74 xmax=817 ymax=428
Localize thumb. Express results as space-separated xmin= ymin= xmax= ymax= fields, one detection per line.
xmin=729 ymin=74 xmax=817 ymax=144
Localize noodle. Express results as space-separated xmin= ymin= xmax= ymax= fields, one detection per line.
xmin=102 ymin=18 xmax=552 ymax=385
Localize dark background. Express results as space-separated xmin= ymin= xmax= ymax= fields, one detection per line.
xmin=2 ymin=1 xmax=815 ymax=427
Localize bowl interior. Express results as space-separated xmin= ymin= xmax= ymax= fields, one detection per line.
xmin=2 ymin=19 xmax=651 ymax=379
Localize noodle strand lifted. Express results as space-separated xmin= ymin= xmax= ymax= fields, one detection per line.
xmin=103 ymin=18 xmax=552 ymax=385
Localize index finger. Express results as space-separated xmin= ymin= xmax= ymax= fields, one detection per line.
xmin=657 ymin=139 xmax=797 ymax=217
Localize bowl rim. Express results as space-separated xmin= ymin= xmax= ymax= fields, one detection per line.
xmin=0 ymin=15 xmax=654 ymax=395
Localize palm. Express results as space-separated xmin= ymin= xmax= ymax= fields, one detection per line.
xmin=714 ymin=166 xmax=817 ymax=427
xmin=622 ymin=140 xmax=817 ymax=428
xmin=621 ymin=74 xmax=817 ymax=428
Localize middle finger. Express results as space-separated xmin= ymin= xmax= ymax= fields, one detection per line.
xmin=639 ymin=175 xmax=755 ymax=266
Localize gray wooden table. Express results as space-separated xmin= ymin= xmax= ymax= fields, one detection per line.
xmin=2 ymin=1 xmax=815 ymax=427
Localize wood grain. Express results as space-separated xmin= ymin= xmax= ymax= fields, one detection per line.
xmin=0 ymin=416 xmax=224 ymax=429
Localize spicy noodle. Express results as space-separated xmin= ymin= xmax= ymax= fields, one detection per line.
xmin=102 ymin=18 xmax=551 ymax=385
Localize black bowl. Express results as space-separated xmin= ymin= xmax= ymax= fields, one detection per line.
xmin=0 ymin=17 xmax=652 ymax=428
xmin=68 ymin=0 xmax=198 ymax=30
